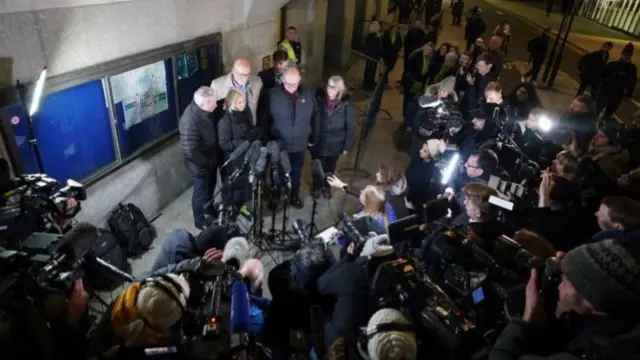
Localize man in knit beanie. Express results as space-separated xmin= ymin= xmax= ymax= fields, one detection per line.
xmin=363 ymin=308 xmax=417 ymax=360
xmin=491 ymin=239 xmax=640 ymax=360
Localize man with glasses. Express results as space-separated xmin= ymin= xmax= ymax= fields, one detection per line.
xmin=269 ymin=66 xmax=319 ymax=208
xmin=211 ymin=58 xmax=263 ymax=126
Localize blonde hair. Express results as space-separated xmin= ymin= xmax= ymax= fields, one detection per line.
xmin=463 ymin=183 xmax=499 ymax=219
xmin=362 ymin=185 xmax=388 ymax=226
xmin=123 ymin=274 xmax=190 ymax=346
xmin=327 ymin=75 xmax=348 ymax=99
xmin=224 ymin=89 xmax=244 ymax=112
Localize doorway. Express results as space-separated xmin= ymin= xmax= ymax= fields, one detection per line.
xmin=351 ymin=0 xmax=367 ymax=51
xmin=323 ymin=0 xmax=348 ymax=73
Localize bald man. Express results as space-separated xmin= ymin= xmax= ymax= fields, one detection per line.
xmin=211 ymin=58 xmax=263 ymax=125
xmin=269 ymin=67 xmax=319 ymax=208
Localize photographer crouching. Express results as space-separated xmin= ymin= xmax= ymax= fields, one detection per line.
xmin=490 ymin=239 xmax=640 ymax=360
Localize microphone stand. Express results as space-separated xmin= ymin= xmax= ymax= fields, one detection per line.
xmin=308 ymin=187 xmax=321 ymax=237
xmin=279 ymin=177 xmax=295 ymax=243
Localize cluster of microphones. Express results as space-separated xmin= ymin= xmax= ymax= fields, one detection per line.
xmin=220 ymin=140 xmax=293 ymax=193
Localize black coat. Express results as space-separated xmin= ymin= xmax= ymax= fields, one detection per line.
xmin=217 ymin=109 xmax=261 ymax=157
xmin=465 ymin=73 xmax=497 ymax=112
xmin=382 ymin=31 xmax=403 ymax=68
xmin=465 ymin=15 xmax=486 ymax=41
xmin=529 ymin=205 xmax=586 ymax=252
xmin=578 ymin=50 xmax=609 ymax=82
xmin=405 ymin=156 xmax=438 ymax=210
xmin=314 ymin=93 xmax=356 ymax=157
xmin=178 ymin=101 xmax=218 ymax=176
xmin=404 ymin=28 xmax=428 ymax=56
xmin=316 ymin=257 xmax=370 ymax=346
xmin=599 ymin=60 xmax=637 ymax=100
xmin=364 ymin=33 xmax=383 ymax=60
xmin=258 ymin=67 xmax=280 ymax=90
xmin=269 ymin=85 xmax=320 ymax=153
xmin=527 ymin=33 xmax=549 ymax=63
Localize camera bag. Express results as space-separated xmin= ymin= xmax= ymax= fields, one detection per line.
xmin=107 ymin=203 xmax=154 ymax=257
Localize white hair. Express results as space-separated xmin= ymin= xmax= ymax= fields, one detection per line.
xmin=327 ymin=75 xmax=348 ymax=99
xmin=193 ymin=86 xmax=216 ymax=107
xmin=122 ymin=274 xmax=190 ymax=347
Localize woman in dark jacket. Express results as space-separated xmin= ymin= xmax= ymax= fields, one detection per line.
xmin=382 ymin=26 xmax=403 ymax=84
xmin=217 ymin=89 xmax=262 ymax=207
xmin=506 ymin=82 xmax=542 ymax=122
xmin=314 ymin=75 xmax=356 ymax=198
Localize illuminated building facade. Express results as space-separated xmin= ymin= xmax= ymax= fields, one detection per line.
xmin=580 ymin=0 xmax=640 ymax=35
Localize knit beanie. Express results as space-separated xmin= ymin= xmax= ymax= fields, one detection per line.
xmin=366 ymin=309 xmax=418 ymax=360
xmin=562 ymin=239 xmax=640 ymax=315
xmin=438 ymin=76 xmax=456 ymax=95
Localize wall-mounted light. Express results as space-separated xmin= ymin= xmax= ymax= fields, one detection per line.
xmin=29 ymin=67 xmax=48 ymax=117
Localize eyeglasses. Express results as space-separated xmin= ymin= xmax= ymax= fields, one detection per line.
xmin=233 ymin=68 xmax=251 ymax=77
xmin=284 ymin=81 xmax=300 ymax=88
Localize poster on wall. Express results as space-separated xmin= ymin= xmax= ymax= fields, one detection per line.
xmin=110 ymin=60 xmax=169 ymax=130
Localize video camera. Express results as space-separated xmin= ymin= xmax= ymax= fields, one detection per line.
xmin=370 ymin=255 xmax=479 ymax=356
xmin=1 ymin=174 xmax=86 ymax=244
xmin=417 ymin=97 xmax=465 ymax=139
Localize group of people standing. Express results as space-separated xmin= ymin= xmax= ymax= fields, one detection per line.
xmin=179 ymin=26 xmax=356 ymax=229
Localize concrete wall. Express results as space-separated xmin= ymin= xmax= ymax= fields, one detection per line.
xmin=0 ymin=0 xmax=292 ymax=227
xmin=282 ymin=0 xmax=328 ymax=86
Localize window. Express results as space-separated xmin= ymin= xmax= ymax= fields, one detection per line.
xmin=6 ymin=80 xmax=117 ymax=181
xmin=1 ymin=34 xmax=222 ymax=183
xmin=177 ymin=45 xmax=222 ymax=114
xmin=110 ymin=59 xmax=178 ymax=158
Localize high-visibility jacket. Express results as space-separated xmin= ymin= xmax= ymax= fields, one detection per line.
xmin=279 ymin=40 xmax=298 ymax=63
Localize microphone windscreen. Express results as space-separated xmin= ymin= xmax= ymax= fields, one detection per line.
xmin=230 ymin=140 xmax=251 ymax=161
xmin=311 ymin=159 xmax=325 ymax=183
xmin=267 ymin=141 xmax=280 ymax=163
xmin=230 ymin=280 xmax=251 ymax=334
xmin=222 ymin=237 xmax=249 ymax=271
xmin=279 ymin=150 xmax=292 ymax=174
xmin=245 ymin=140 xmax=262 ymax=163
xmin=255 ymin=147 xmax=268 ymax=174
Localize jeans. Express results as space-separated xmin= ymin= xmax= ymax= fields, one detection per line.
xmin=191 ymin=172 xmax=216 ymax=229
xmin=314 ymin=156 xmax=339 ymax=189
xmin=289 ymin=151 xmax=306 ymax=198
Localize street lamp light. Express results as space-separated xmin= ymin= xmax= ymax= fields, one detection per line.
xmin=29 ymin=67 xmax=47 ymax=117
xmin=16 ymin=67 xmax=48 ymax=173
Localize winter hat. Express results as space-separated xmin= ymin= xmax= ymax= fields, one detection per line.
xmin=623 ymin=42 xmax=635 ymax=55
xmin=562 ymin=239 xmax=640 ymax=315
xmin=361 ymin=234 xmax=394 ymax=258
xmin=366 ymin=309 xmax=418 ymax=360
xmin=437 ymin=76 xmax=456 ymax=95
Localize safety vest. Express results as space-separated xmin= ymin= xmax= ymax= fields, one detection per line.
xmin=279 ymin=40 xmax=298 ymax=63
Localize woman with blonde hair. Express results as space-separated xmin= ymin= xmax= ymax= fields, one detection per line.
xmin=218 ymin=88 xmax=262 ymax=207
xmin=313 ymin=75 xmax=356 ymax=199
xmin=354 ymin=185 xmax=390 ymax=234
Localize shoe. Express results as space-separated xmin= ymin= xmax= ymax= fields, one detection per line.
xmin=291 ymin=196 xmax=304 ymax=209
xmin=322 ymin=187 xmax=332 ymax=199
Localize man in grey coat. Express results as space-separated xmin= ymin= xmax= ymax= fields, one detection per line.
xmin=269 ymin=67 xmax=319 ymax=208
xmin=179 ymin=86 xmax=218 ymax=229
xmin=211 ymin=58 xmax=263 ymax=126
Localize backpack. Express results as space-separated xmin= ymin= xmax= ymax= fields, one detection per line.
xmin=107 ymin=203 xmax=154 ymax=257
xmin=84 ymin=230 xmax=131 ymax=291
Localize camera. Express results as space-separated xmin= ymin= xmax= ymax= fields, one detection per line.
xmin=370 ymin=255 xmax=479 ymax=355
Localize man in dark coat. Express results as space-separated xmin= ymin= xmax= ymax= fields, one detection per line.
xmin=452 ymin=0 xmax=464 ymax=26
xmin=523 ymin=28 xmax=550 ymax=83
xmin=258 ymin=49 xmax=290 ymax=142
xmin=403 ymin=21 xmax=428 ymax=72
xmin=382 ymin=26 xmax=403 ymax=84
xmin=490 ymin=240 xmax=640 ymax=360
xmin=596 ymin=42 xmax=637 ymax=118
xmin=150 ymin=225 xmax=228 ymax=271
xmin=577 ymin=41 xmax=613 ymax=98
xmin=179 ymin=86 xmax=219 ymax=229
xmin=269 ymin=67 xmax=319 ymax=208
xmin=464 ymin=7 xmax=486 ymax=51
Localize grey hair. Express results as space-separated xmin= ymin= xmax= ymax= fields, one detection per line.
xmin=193 ymin=86 xmax=216 ymax=107
xmin=327 ymin=75 xmax=348 ymax=99
xmin=444 ymin=52 xmax=459 ymax=64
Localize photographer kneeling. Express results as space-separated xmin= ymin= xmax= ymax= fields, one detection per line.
xmin=490 ymin=239 xmax=640 ymax=360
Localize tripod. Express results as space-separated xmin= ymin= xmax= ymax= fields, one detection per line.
xmin=308 ymin=193 xmax=321 ymax=237
xmin=250 ymin=177 xmax=279 ymax=264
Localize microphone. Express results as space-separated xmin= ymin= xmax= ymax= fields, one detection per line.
xmin=249 ymin=147 xmax=268 ymax=184
xmin=311 ymin=159 xmax=325 ymax=185
xmin=267 ymin=141 xmax=280 ymax=186
xmin=292 ymin=218 xmax=312 ymax=244
xmin=230 ymin=280 xmax=251 ymax=356
xmin=82 ymin=249 xmax=136 ymax=283
xmin=221 ymin=140 xmax=251 ymax=168
xmin=222 ymin=237 xmax=250 ymax=271
xmin=280 ymin=150 xmax=292 ymax=191
xmin=242 ymin=140 xmax=262 ymax=169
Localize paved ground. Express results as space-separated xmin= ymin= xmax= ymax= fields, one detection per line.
xmin=476 ymin=0 xmax=639 ymax=123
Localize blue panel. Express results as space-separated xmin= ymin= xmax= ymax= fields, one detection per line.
xmin=8 ymin=80 xmax=117 ymax=181
xmin=113 ymin=59 xmax=178 ymax=157
xmin=177 ymin=45 xmax=220 ymax=114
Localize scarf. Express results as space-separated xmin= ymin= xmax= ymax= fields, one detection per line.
xmin=327 ymin=98 xmax=340 ymax=112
